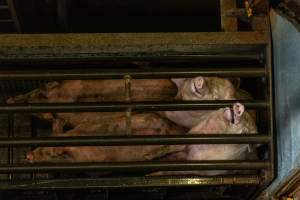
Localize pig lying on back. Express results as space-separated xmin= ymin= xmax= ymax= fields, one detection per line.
xmin=7 ymin=79 xmax=177 ymax=103
xmin=164 ymin=77 xmax=254 ymax=128
xmin=26 ymin=103 xmax=257 ymax=177
xmin=26 ymin=113 xmax=187 ymax=162
xmin=151 ymin=103 xmax=258 ymax=176
xmin=7 ymin=79 xmax=177 ymax=130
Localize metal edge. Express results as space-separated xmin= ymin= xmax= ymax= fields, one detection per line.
xmin=0 ymin=134 xmax=271 ymax=147
xmin=0 ymin=100 xmax=269 ymax=113
xmin=0 ymin=175 xmax=261 ymax=189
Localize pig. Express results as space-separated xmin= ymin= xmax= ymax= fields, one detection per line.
xmin=26 ymin=103 xmax=258 ymax=177
xmin=163 ymin=77 xmax=255 ymax=128
xmin=7 ymin=79 xmax=177 ymax=103
xmin=26 ymin=113 xmax=187 ymax=163
xmin=7 ymin=79 xmax=177 ymax=131
xmin=149 ymin=103 xmax=258 ymax=176
xmin=52 ymin=113 xmax=188 ymax=136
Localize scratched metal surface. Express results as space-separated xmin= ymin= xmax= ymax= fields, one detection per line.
xmin=257 ymin=9 xmax=300 ymax=199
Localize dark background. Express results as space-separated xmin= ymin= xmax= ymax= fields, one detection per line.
xmin=0 ymin=0 xmax=288 ymax=33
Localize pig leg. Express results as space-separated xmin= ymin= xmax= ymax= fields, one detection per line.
xmin=52 ymin=118 xmax=66 ymax=135
xmin=144 ymin=145 xmax=186 ymax=160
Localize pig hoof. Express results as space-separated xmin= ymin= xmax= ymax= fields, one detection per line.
xmin=26 ymin=152 xmax=34 ymax=162
xmin=6 ymin=97 xmax=15 ymax=104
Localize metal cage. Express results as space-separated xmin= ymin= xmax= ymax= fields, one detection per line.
xmin=0 ymin=16 xmax=275 ymax=199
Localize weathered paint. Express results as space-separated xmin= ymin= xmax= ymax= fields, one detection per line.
xmin=258 ymin=9 xmax=300 ymax=200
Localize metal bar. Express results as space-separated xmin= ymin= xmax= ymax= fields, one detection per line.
xmin=0 ymin=161 xmax=270 ymax=173
xmin=0 ymin=53 xmax=264 ymax=64
xmin=220 ymin=0 xmax=237 ymax=31
xmin=6 ymin=0 xmax=22 ymax=33
xmin=126 ymin=108 xmax=132 ymax=136
xmin=0 ymin=32 xmax=268 ymax=61
xmin=0 ymin=19 xmax=13 ymax=23
xmin=124 ymin=75 xmax=132 ymax=102
xmin=0 ymin=32 xmax=268 ymax=46
xmin=0 ymin=176 xmax=261 ymax=189
xmin=0 ymin=67 xmax=266 ymax=80
xmin=124 ymin=75 xmax=132 ymax=135
xmin=7 ymin=114 xmax=14 ymax=180
xmin=266 ymin=25 xmax=276 ymax=185
xmin=249 ymin=16 xmax=274 ymax=200
xmin=0 ymin=5 xmax=9 ymax=9
xmin=30 ymin=116 xmax=37 ymax=180
xmin=0 ymin=100 xmax=268 ymax=113
xmin=0 ymin=135 xmax=271 ymax=147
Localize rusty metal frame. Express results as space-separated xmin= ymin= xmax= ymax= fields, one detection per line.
xmin=249 ymin=12 xmax=276 ymax=200
xmin=0 ymin=32 xmax=267 ymax=62
xmin=0 ymin=25 xmax=274 ymax=195
xmin=272 ymin=168 xmax=300 ymax=199
xmin=0 ymin=175 xmax=261 ymax=189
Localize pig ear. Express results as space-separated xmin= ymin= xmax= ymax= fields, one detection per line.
xmin=224 ymin=108 xmax=233 ymax=122
xmin=171 ymin=78 xmax=186 ymax=89
xmin=228 ymin=78 xmax=240 ymax=88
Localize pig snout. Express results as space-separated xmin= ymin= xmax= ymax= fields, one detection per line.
xmin=193 ymin=76 xmax=205 ymax=93
xmin=224 ymin=103 xmax=245 ymax=124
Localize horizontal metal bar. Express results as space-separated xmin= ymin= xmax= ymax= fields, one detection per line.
xmin=0 ymin=19 xmax=13 ymax=23
xmin=0 ymin=5 xmax=9 ymax=10
xmin=1 ymin=100 xmax=268 ymax=113
xmin=0 ymin=54 xmax=264 ymax=64
xmin=0 ymin=32 xmax=267 ymax=62
xmin=0 ymin=135 xmax=271 ymax=147
xmin=0 ymin=175 xmax=261 ymax=189
xmin=0 ymin=67 xmax=266 ymax=80
xmin=0 ymin=161 xmax=270 ymax=173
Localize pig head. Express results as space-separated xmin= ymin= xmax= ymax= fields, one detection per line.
xmin=164 ymin=76 xmax=254 ymax=128
xmin=151 ymin=103 xmax=258 ymax=176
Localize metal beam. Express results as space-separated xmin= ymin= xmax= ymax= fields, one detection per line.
xmin=220 ymin=0 xmax=238 ymax=31
xmin=0 ymin=5 xmax=9 ymax=10
xmin=0 ymin=67 xmax=266 ymax=80
xmin=0 ymin=32 xmax=268 ymax=62
xmin=0 ymin=100 xmax=268 ymax=113
xmin=0 ymin=161 xmax=270 ymax=173
xmin=0 ymin=176 xmax=261 ymax=189
xmin=0 ymin=135 xmax=271 ymax=147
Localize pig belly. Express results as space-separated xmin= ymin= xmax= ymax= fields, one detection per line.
xmin=58 ymin=113 xmax=187 ymax=136
xmin=164 ymin=110 xmax=211 ymax=128
xmin=68 ymin=145 xmax=184 ymax=162
xmin=187 ymin=144 xmax=248 ymax=161
xmin=148 ymin=144 xmax=250 ymax=176
xmin=27 ymin=113 xmax=188 ymax=163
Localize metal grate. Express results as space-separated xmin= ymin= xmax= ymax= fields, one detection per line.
xmin=0 ymin=30 xmax=275 ymax=200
